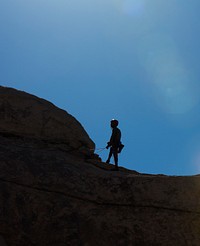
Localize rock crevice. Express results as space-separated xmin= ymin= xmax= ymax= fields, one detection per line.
xmin=1 ymin=177 xmax=200 ymax=216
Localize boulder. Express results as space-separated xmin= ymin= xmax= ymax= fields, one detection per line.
xmin=0 ymin=86 xmax=94 ymax=153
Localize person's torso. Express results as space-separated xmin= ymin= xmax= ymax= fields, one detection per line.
xmin=110 ymin=127 xmax=121 ymax=146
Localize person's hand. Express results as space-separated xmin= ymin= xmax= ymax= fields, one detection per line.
xmin=106 ymin=142 xmax=110 ymax=149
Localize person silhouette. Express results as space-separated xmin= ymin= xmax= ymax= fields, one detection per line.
xmin=106 ymin=119 xmax=124 ymax=170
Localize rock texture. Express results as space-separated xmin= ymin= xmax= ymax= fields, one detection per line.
xmin=0 ymin=86 xmax=94 ymax=153
xmin=0 ymin=86 xmax=200 ymax=246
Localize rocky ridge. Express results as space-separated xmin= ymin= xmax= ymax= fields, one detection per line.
xmin=0 ymin=86 xmax=94 ymax=154
xmin=0 ymin=86 xmax=200 ymax=246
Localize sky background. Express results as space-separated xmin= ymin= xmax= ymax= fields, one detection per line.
xmin=1 ymin=0 xmax=200 ymax=175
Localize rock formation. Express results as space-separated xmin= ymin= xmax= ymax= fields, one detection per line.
xmin=0 ymin=86 xmax=200 ymax=246
xmin=0 ymin=86 xmax=94 ymax=154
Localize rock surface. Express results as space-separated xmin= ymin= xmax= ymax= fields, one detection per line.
xmin=0 ymin=86 xmax=200 ymax=246
xmin=0 ymin=86 xmax=94 ymax=153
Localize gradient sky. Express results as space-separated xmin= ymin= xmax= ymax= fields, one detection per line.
xmin=1 ymin=0 xmax=200 ymax=175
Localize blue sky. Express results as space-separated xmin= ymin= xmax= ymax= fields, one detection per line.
xmin=1 ymin=0 xmax=200 ymax=175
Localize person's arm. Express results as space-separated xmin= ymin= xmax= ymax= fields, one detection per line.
xmin=110 ymin=128 xmax=120 ymax=145
xmin=112 ymin=128 xmax=121 ymax=144
xmin=106 ymin=129 xmax=115 ymax=148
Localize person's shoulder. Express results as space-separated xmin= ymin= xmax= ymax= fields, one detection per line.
xmin=115 ymin=127 xmax=121 ymax=133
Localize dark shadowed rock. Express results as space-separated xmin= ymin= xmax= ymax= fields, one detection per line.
xmin=0 ymin=235 xmax=7 ymax=246
xmin=0 ymin=86 xmax=94 ymax=153
xmin=0 ymin=86 xmax=200 ymax=246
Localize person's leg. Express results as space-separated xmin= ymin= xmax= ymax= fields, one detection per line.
xmin=106 ymin=147 xmax=113 ymax=163
xmin=113 ymin=148 xmax=118 ymax=170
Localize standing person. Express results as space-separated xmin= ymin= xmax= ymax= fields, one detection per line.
xmin=106 ymin=119 xmax=124 ymax=170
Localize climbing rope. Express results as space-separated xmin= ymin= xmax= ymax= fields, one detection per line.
xmin=90 ymin=147 xmax=106 ymax=153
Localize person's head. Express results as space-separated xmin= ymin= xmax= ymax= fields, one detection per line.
xmin=110 ymin=119 xmax=119 ymax=128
